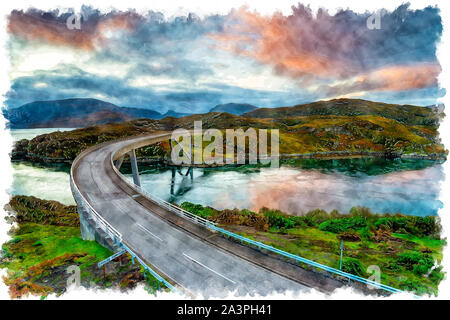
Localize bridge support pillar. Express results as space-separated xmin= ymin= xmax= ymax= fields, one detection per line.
xmin=78 ymin=207 xmax=96 ymax=241
xmin=169 ymin=138 xmax=192 ymax=164
xmin=115 ymin=155 xmax=125 ymax=170
xmin=129 ymin=149 xmax=141 ymax=187
xmin=170 ymin=168 xmax=175 ymax=195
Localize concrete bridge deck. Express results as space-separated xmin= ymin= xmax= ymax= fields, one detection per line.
xmin=71 ymin=133 xmax=350 ymax=297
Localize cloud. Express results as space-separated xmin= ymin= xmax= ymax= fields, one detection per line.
xmin=5 ymin=4 xmax=444 ymax=109
xmin=209 ymin=4 xmax=442 ymax=94
xmin=8 ymin=9 xmax=140 ymax=50
xmin=5 ymin=66 xmax=310 ymax=112
xmin=318 ymin=63 xmax=442 ymax=97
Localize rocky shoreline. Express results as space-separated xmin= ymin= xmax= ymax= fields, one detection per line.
xmin=12 ymin=150 xmax=447 ymax=166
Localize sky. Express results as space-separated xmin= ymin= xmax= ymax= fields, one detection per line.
xmin=4 ymin=3 xmax=445 ymax=113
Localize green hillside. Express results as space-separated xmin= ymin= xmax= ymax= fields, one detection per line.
xmin=243 ymin=98 xmax=443 ymax=127
xmin=11 ymin=99 xmax=446 ymax=162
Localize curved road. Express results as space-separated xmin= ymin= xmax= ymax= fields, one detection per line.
xmin=72 ymin=133 xmax=310 ymax=298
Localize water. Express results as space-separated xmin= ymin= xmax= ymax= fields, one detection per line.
xmin=8 ymin=129 xmax=445 ymax=215
xmin=127 ymin=158 xmax=444 ymax=216
xmin=10 ymin=128 xmax=75 ymax=141
xmin=9 ymin=128 xmax=75 ymax=205
xmin=10 ymin=162 xmax=75 ymax=205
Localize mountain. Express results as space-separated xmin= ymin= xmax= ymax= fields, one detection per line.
xmin=12 ymin=104 xmax=446 ymax=163
xmin=209 ymin=103 xmax=257 ymax=115
xmin=160 ymin=110 xmax=192 ymax=118
xmin=242 ymin=98 xmax=443 ymax=126
xmin=426 ymin=103 xmax=445 ymax=113
xmin=3 ymin=98 xmax=163 ymax=128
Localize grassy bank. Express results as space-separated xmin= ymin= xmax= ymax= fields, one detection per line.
xmin=1 ymin=196 xmax=165 ymax=298
xmin=180 ymin=202 xmax=445 ymax=295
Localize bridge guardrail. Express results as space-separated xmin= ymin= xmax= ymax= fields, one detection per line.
xmin=109 ymin=136 xmax=411 ymax=297
xmin=210 ymin=225 xmax=406 ymax=295
xmin=136 ymin=185 xmax=217 ymax=229
xmin=120 ymin=243 xmax=183 ymax=296
xmin=70 ymin=171 xmax=123 ymax=243
xmin=112 ymin=163 xmax=407 ymax=295
xmin=71 ymin=135 xmax=186 ymax=296
xmin=110 ymin=156 xmax=217 ymax=229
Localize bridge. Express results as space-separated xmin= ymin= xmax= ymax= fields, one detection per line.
xmin=70 ymin=132 xmax=404 ymax=297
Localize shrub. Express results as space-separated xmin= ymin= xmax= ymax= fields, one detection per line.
xmin=399 ymin=278 xmax=432 ymax=295
xmin=359 ymin=227 xmax=374 ymax=240
xmin=375 ymin=215 xmax=440 ymax=237
xmin=180 ymin=202 xmax=217 ymax=220
xmin=304 ymin=209 xmax=330 ymax=226
xmin=338 ymin=230 xmax=361 ymax=241
xmin=341 ymin=257 xmax=365 ymax=276
xmin=349 ymin=206 xmax=374 ymax=219
xmin=8 ymin=196 xmax=79 ymax=227
xmin=396 ymin=252 xmax=434 ymax=275
xmin=429 ymin=267 xmax=445 ymax=285
xmin=359 ymin=240 xmax=370 ymax=250
xmin=261 ymin=208 xmax=297 ymax=230
xmin=290 ymin=217 xmax=307 ymax=228
xmin=318 ymin=217 xmax=367 ymax=234
xmin=266 ymin=213 xmax=295 ymax=230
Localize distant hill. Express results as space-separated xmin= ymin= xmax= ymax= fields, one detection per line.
xmin=12 ymin=108 xmax=446 ymax=163
xmin=3 ymin=98 xmax=163 ymax=128
xmin=160 ymin=110 xmax=192 ymax=118
xmin=210 ymin=103 xmax=257 ymax=115
xmin=242 ymin=98 xmax=442 ymax=126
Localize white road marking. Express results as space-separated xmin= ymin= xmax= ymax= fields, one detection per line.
xmin=182 ymin=252 xmax=236 ymax=285
xmin=137 ymin=223 xmax=163 ymax=242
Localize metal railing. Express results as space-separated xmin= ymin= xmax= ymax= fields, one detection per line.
xmin=210 ymin=225 xmax=405 ymax=295
xmin=70 ymin=173 xmax=123 ymax=243
xmin=136 ymin=184 xmax=217 ymax=229
xmin=109 ymin=138 xmax=410 ymax=296
xmin=121 ymin=243 xmax=183 ymax=296
xmin=70 ymin=140 xmax=183 ymax=295
xmin=110 ymin=155 xmax=217 ymax=229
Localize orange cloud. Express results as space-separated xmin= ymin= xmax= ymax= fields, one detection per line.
xmin=210 ymin=5 xmax=442 ymax=94
xmin=362 ymin=64 xmax=441 ymax=91
xmin=210 ymin=7 xmax=360 ymax=79
xmin=8 ymin=11 xmax=95 ymax=50
xmin=8 ymin=11 xmax=138 ymax=51
xmin=321 ymin=64 xmax=441 ymax=96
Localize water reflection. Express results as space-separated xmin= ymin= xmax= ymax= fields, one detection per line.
xmin=131 ymin=158 xmax=444 ymax=217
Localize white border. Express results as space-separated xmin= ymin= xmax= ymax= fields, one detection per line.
xmin=0 ymin=0 xmax=448 ymax=300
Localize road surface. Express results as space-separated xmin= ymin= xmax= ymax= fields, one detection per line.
xmin=72 ymin=134 xmax=310 ymax=297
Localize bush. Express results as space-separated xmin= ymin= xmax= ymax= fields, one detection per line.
xmin=359 ymin=227 xmax=374 ymax=240
xmin=399 ymin=278 xmax=432 ymax=295
xmin=261 ymin=208 xmax=297 ymax=230
xmin=396 ymin=252 xmax=434 ymax=275
xmin=304 ymin=209 xmax=330 ymax=226
xmin=341 ymin=257 xmax=365 ymax=276
xmin=318 ymin=217 xmax=367 ymax=234
xmin=429 ymin=267 xmax=445 ymax=285
xmin=375 ymin=215 xmax=440 ymax=237
xmin=266 ymin=214 xmax=295 ymax=230
xmin=338 ymin=230 xmax=361 ymax=241
xmin=180 ymin=202 xmax=217 ymax=220
xmin=349 ymin=206 xmax=374 ymax=218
